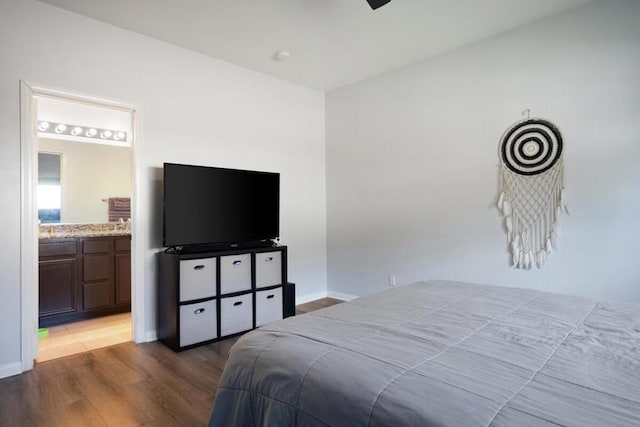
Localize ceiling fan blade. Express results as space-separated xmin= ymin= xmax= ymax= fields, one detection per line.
xmin=366 ymin=0 xmax=392 ymax=10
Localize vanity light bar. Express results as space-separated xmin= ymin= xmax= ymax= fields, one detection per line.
xmin=38 ymin=121 xmax=127 ymax=142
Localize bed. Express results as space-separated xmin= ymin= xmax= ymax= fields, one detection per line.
xmin=209 ymin=280 xmax=640 ymax=426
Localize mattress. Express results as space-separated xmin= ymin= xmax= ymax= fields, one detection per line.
xmin=209 ymin=280 xmax=640 ymax=426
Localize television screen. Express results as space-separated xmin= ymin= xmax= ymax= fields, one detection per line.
xmin=163 ymin=163 xmax=279 ymax=247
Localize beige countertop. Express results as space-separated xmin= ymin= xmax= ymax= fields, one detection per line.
xmin=39 ymin=222 xmax=131 ymax=240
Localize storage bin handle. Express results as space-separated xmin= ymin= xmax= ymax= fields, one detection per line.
xmin=194 ymin=308 xmax=205 ymax=314
xmin=232 ymin=260 xmax=242 ymax=266
xmin=233 ymin=301 xmax=243 ymax=306
xmin=194 ymin=265 xmax=205 ymax=270
xmin=266 ymin=294 xmax=275 ymax=299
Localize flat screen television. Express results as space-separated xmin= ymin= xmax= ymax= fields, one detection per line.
xmin=163 ymin=163 xmax=279 ymax=248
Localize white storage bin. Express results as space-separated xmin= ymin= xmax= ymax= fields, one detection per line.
xmin=220 ymin=253 xmax=251 ymax=294
xmin=179 ymin=299 xmax=217 ymax=347
xmin=256 ymin=287 xmax=283 ymax=327
xmin=256 ymin=251 xmax=282 ymax=288
xmin=220 ymin=293 xmax=253 ymax=336
xmin=179 ymin=258 xmax=216 ymax=302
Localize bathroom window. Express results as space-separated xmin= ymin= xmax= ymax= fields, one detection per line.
xmin=38 ymin=152 xmax=62 ymax=223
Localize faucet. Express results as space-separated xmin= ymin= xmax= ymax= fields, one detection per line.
xmin=114 ymin=218 xmax=125 ymax=231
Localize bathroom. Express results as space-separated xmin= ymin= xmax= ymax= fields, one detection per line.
xmin=36 ymin=95 xmax=133 ymax=362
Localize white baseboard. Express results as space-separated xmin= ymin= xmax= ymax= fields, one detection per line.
xmin=0 ymin=361 xmax=22 ymax=379
xmin=296 ymin=291 xmax=328 ymax=305
xmin=296 ymin=290 xmax=360 ymax=305
xmin=144 ymin=330 xmax=158 ymax=342
xmin=327 ymin=291 xmax=359 ymax=301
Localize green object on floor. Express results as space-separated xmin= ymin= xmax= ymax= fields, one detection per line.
xmin=38 ymin=328 xmax=49 ymax=339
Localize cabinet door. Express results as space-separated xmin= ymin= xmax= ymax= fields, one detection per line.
xmin=39 ymin=258 xmax=78 ymax=316
xmin=115 ymin=253 xmax=131 ymax=305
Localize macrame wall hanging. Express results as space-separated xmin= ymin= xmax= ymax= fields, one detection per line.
xmin=497 ymin=110 xmax=568 ymax=269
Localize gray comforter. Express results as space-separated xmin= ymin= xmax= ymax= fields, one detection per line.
xmin=209 ymin=280 xmax=640 ymax=426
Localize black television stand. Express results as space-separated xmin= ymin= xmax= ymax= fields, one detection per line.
xmin=157 ymin=244 xmax=295 ymax=351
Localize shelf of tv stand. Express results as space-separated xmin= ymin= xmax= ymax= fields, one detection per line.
xmin=157 ymin=245 xmax=294 ymax=351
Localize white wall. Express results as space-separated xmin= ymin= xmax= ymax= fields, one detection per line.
xmin=326 ymin=0 xmax=640 ymax=302
xmin=0 ymin=0 xmax=326 ymax=373
xmin=38 ymin=138 xmax=132 ymax=223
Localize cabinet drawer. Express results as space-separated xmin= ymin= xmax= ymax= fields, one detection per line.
xmin=220 ymin=254 xmax=251 ymax=294
xmin=255 ymin=251 xmax=282 ymax=288
xmin=180 ymin=299 xmax=217 ymax=347
xmin=83 ymin=239 xmax=110 ymax=254
xmin=220 ymin=293 xmax=253 ymax=336
xmin=115 ymin=237 xmax=131 ymax=253
xmin=255 ymin=287 xmax=283 ymax=327
xmin=39 ymin=240 xmax=77 ymax=257
xmin=180 ymin=258 xmax=216 ymax=302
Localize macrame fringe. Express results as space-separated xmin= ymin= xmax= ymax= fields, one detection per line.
xmin=498 ymin=161 xmax=567 ymax=269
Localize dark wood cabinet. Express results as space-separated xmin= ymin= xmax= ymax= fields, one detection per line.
xmin=39 ymin=257 xmax=78 ymax=316
xmin=39 ymin=235 xmax=131 ymax=327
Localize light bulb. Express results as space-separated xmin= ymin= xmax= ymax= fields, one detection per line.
xmin=38 ymin=121 xmax=50 ymax=131
xmin=71 ymin=126 xmax=83 ymax=136
xmin=101 ymin=130 xmax=112 ymax=139
xmin=55 ymin=124 xmax=67 ymax=133
xmin=86 ymin=128 xmax=97 ymax=137
xmin=116 ymin=131 xmax=126 ymax=140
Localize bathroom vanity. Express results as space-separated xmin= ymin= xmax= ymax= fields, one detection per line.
xmin=38 ymin=224 xmax=131 ymax=327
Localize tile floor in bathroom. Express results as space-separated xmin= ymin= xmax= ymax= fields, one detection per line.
xmin=36 ymin=312 xmax=132 ymax=363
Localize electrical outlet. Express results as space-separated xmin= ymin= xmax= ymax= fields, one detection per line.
xmin=388 ymin=274 xmax=396 ymax=287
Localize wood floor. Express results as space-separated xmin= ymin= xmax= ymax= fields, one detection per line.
xmin=0 ymin=298 xmax=342 ymax=426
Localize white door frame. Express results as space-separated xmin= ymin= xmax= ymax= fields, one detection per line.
xmin=19 ymin=81 xmax=145 ymax=371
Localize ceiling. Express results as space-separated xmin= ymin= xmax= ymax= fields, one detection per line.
xmin=39 ymin=0 xmax=594 ymax=91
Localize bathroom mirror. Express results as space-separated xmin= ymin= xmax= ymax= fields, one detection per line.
xmin=38 ymin=138 xmax=132 ymax=223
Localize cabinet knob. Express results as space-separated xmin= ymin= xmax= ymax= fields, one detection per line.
xmin=233 ymin=301 xmax=243 ymax=306
xmin=232 ymin=260 xmax=242 ymax=266
xmin=194 ymin=308 xmax=205 ymax=314
xmin=265 ymin=257 xmax=274 ymax=262
xmin=266 ymin=294 xmax=275 ymax=299
xmin=193 ymin=265 xmax=205 ymax=270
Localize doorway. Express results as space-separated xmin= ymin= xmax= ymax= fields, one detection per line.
xmin=37 ymin=96 xmax=133 ymax=361
xmin=20 ymin=82 xmax=144 ymax=370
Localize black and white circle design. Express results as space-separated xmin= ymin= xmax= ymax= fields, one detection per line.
xmin=499 ymin=119 xmax=563 ymax=176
